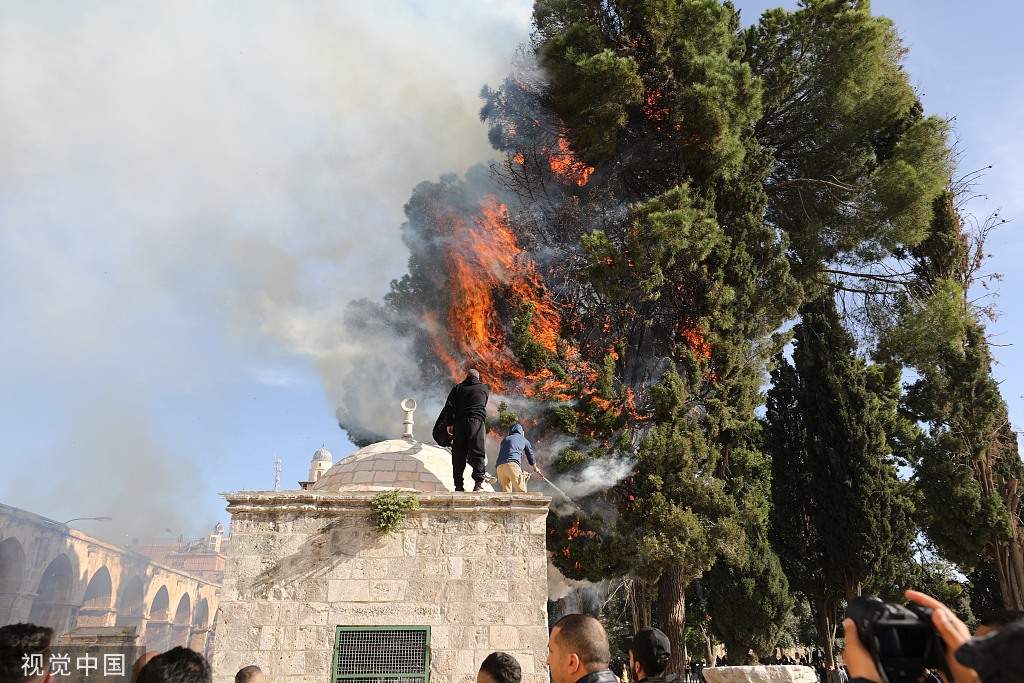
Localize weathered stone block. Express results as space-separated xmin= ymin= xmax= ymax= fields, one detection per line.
xmin=488 ymin=625 xmax=520 ymax=649
xmin=405 ymin=580 xmax=443 ymax=602
xmin=369 ymin=579 xmax=407 ymax=601
xmin=295 ymin=602 xmax=330 ymax=626
xmin=294 ymin=625 xmax=333 ymax=651
xmin=327 ymin=579 xmax=369 ymax=602
xmin=702 ymin=666 xmax=818 ymax=683
xmin=474 ymin=580 xmax=509 ymax=602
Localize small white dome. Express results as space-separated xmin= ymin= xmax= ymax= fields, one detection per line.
xmin=311 ymin=439 xmax=495 ymax=493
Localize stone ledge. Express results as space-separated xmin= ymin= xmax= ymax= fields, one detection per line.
xmin=224 ymin=491 xmax=551 ymax=516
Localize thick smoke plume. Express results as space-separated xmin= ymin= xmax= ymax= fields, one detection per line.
xmin=0 ymin=1 xmax=532 ymax=540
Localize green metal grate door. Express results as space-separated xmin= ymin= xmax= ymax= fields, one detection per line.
xmin=332 ymin=626 xmax=431 ymax=683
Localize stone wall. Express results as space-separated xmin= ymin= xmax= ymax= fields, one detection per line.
xmin=214 ymin=491 xmax=550 ymax=683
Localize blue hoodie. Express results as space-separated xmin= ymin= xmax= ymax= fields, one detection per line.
xmin=496 ymin=424 xmax=535 ymax=467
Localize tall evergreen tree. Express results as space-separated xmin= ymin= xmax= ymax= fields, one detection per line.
xmin=882 ymin=193 xmax=1024 ymax=609
xmin=703 ymin=432 xmax=793 ymax=664
xmin=765 ymin=293 xmax=914 ymax=665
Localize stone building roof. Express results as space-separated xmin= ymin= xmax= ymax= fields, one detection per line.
xmin=310 ymin=439 xmax=496 ymax=493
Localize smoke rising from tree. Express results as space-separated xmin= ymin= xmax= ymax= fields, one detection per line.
xmin=0 ymin=0 xmax=532 ymax=539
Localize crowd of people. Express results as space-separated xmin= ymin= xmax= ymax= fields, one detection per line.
xmin=1 ymin=589 xmax=1021 ymax=683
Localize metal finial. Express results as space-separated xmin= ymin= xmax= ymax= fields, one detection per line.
xmin=401 ymin=398 xmax=417 ymax=440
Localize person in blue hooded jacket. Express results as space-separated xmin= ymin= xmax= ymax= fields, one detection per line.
xmin=496 ymin=423 xmax=541 ymax=492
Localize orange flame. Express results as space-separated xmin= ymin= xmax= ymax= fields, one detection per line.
xmin=428 ymin=195 xmax=568 ymax=397
xmin=642 ymin=89 xmax=670 ymax=122
xmin=678 ymin=323 xmax=711 ymax=361
xmin=549 ymin=135 xmax=594 ymax=186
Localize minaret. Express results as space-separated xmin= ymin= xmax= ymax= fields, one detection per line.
xmin=304 ymin=445 xmax=333 ymax=487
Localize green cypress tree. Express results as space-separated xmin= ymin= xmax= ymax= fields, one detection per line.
xmin=765 ymin=293 xmax=914 ymax=665
xmin=703 ymin=429 xmax=793 ymax=664
xmin=880 ymin=192 xmax=1024 ymax=609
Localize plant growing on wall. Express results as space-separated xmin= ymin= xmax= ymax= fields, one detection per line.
xmin=370 ymin=490 xmax=420 ymax=536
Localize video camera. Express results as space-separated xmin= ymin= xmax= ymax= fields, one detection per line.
xmin=845 ymin=596 xmax=951 ymax=683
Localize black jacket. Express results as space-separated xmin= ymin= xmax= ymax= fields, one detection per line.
xmin=444 ymin=376 xmax=489 ymax=424
xmin=575 ymin=671 xmax=621 ymax=683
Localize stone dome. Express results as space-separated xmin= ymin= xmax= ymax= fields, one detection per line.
xmin=311 ymin=446 xmax=332 ymax=463
xmin=311 ymin=439 xmax=496 ymax=493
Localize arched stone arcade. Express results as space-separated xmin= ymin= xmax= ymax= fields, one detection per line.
xmin=0 ymin=504 xmax=223 ymax=654
xmin=0 ymin=538 xmax=27 ymax=625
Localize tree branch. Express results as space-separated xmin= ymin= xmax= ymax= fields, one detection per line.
xmin=766 ymin=177 xmax=861 ymax=194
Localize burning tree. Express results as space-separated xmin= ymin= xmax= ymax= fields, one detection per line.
xmin=333 ymin=0 xmax=977 ymax=667
xmin=489 ymin=0 xmax=954 ymax=669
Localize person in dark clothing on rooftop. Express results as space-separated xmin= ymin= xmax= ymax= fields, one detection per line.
xmin=445 ymin=368 xmax=490 ymax=491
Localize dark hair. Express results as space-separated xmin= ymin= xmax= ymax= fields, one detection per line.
xmin=552 ymin=614 xmax=610 ymax=673
xmin=234 ymin=665 xmax=263 ymax=683
xmin=480 ymin=652 xmax=521 ymax=683
xmin=137 ymin=647 xmax=212 ymax=683
xmin=0 ymin=623 xmax=53 ymax=683
xmin=979 ymin=609 xmax=1024 ymax=629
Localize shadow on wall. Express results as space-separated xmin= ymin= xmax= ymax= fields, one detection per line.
xmin=246 ymin=517 xmax=389 ymax=600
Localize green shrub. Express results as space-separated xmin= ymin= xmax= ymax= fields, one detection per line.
xmin=370 ymin=490 xmax=420 ymax=536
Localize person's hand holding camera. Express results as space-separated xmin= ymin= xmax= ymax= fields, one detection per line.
xmin=842 ymin=617 xmax=883 ymax=683
xmin=904 ymin=590 xmax=979 ymax=683
xmin=843 ymin=589 xmax=980 ymax=683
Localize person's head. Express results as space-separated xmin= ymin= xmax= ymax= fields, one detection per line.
xmin=509 ymin=423 xmax=524 ymax=436
xmin=0 ymin=623 xmax=54 ymax=683
xmin=137 ymin=647 xmax=211 ymax=683
xmin=466 ymin=368 xmax=480 ymax=381
xmin=547 ymin=614 xmax=610 ymax=683
xmin=626 ymin=627 xmax=670 ymax=680
xmin=132 ymin=652 xmax=161 ymax=683
xmin=235 ymin=665 xmax=264 ymax=683
xmin=478 ymin=652 xmax=521 ymax=683
xmin=976 ymin=608 xmax=1024 ymax=637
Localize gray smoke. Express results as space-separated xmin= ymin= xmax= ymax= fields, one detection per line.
xmin=558 ymin=458 xmax=637 ymax=499
xmin=0 ymin=0 xmax=532 ymax=541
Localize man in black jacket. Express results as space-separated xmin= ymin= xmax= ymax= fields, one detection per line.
xmin=626 ymin=627 xmax=674 ymax=683
xmin=547 ymin=614 xmax=621 ymax=683
xmin=444 ymin=368 xmax=490 ymax=491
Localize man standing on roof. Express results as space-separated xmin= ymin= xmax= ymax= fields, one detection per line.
xmin=445 ymin=368 xmax=490 ymax=492
xmin=496 ymin=423 xmax=541 ymax=492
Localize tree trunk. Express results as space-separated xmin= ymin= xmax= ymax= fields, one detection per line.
xmin=993 ymin=537 xmax=1024 ymax=610
xmin=809 ymin=591 xmax=838 ymax=669
xmin=628 ymin=577 xmax=652 ymax=630
xmin=656 ymin=566 xmax=688 ymax=677
xmin=703 ymin=632 xmax=714 ymax=667
xmin=992 ymin=476 xmax=1024 ymax=610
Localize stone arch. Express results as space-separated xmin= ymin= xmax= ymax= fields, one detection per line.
xmin=75 ymin=567 xmax=114 ymax=627
xmin=149 ymin=585 xmax=170 ymax=621
xmin=171 ymin=593 xmax=192 ymax=648
xmin=188 ymin=598 xmax=211 ymax=655
xmin=27 ymin=554 xmax=75 ymax=634
xmin=145 ymin=585 xmax=172 ymax=651
xmin=173 ymin=593 xmax=190 ymax=625
xmin=115 ymin=575 xmax=145 ymax=632
xmin=0 ymin=538 xmax=27 ymax=624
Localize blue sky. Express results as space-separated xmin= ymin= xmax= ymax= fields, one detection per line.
xmin=1 ymin=1 xmax=1021 ymax=543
